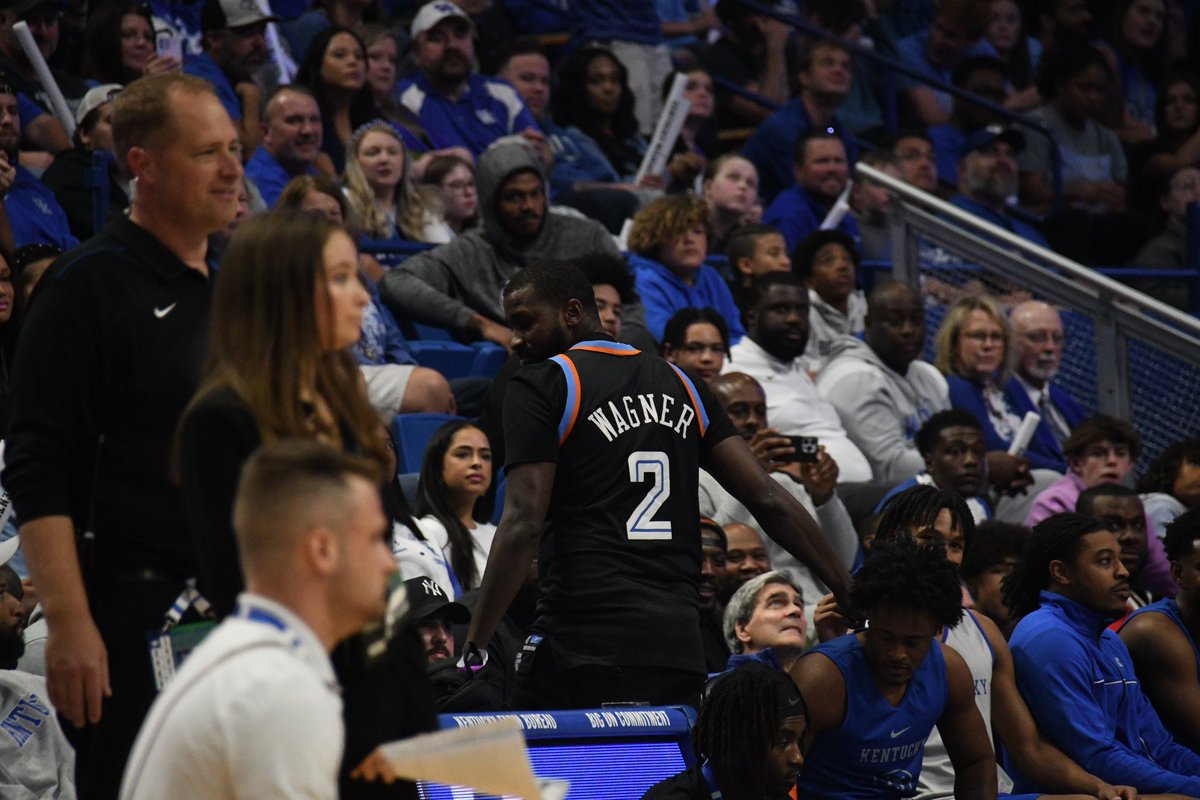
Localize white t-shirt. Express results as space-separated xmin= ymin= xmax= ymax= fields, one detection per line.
xmin=416 ymin=515 xmax=497 ymax=592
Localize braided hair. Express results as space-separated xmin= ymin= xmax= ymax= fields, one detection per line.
xmin=876 ymin=484 xmax=975 ymax=559
xmin=695 ymin=663 xmax=807 ymax=800
xmin=1004 ymin=513 xmax=1103 ymax=620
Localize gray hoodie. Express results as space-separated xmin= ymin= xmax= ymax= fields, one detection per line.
xmin=379 ymin=141 xmax=619 ymax=336
xmin=815 ymin=335 xmax=949 ymax=484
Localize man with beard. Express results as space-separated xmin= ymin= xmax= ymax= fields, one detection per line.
xmin=184 ymin=0 xmax=278 ymax=156
xmin=463 ymin=259 xmax=853 ymax=710
xmin=701 ymin=371 xmax=858 ymax=615
xmin=0 ymin=82 xmax=75 ymax=250
xmin=397 ymin=2 xmax=539 ymax=158
xmin=950 ymin=124 xmax=1047 ymax=246
xmin=380 ymin=140 xmax=617 ymax=347
xmin=0 ymin=536 xmax=77 ymax=797
xmin=1077 ymin=485 xmax=1153 ymax=611
xmin=762 ymin=132 xmax=859 ymax=253
xmin=404 ymin=576 xmax=470 ymax=667
xmin=1003 ymin=300 xmax=1087 ymax=467
xmin=244 ymin=86 xmax=322 ymax=207
xmin=817 ymin=281 xmax=949 ymax=484
xmin=698 ymin=519 xmax=730 ymax=673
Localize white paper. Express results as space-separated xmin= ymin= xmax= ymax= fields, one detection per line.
xmin=1007 ymin=411 xmax=1041 ymax=456
xmin=12 ymin=22 xmax=73 ymax=137
xmin=635 ymin=73 xmax=690 ymax=183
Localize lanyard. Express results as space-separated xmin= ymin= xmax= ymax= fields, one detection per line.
xmin=161 ymin=579 xmax=214 ymax=631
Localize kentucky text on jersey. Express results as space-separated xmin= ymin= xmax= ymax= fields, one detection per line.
xmin=859 ymin=739 xmax=924 ymax=764
xmin=2 ymin=691 xmax=52 ymax=747
xmin=587 ymin=393 xmax=697 ymax=442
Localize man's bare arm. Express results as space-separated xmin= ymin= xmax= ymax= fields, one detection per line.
xmin=705 ymin=435 xmax=853 ymax=610
xmin=465 ymin=462 xmax=555 ymax=650
xmin=940 ymin=644 xmax=998 ymax=800
xmin=19 ymin=514 xmax=110 ymax=727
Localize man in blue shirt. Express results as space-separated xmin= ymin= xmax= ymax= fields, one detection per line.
xmin=184 ymin=0 xmax=278 ymax=155
xmin=244 ymin=85 xmax=321 ymax=207
xmin=0 ymin=86 xmax=74 ymax=250
xmin=396 ymin=2 xmax=539 ymax=158
xmin=1007 ymin=513 xmax=1200 ymax=795
xmin=762 ymin=132 xmax=859 ymax=253
xmin=949 ymin=124 xmax=1048 ymax=247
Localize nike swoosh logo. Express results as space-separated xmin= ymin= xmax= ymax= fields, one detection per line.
xmin=154 ymin=303 xmax=177 ymax=319
xmin=889 ymin=727 xmax=911 ymax=738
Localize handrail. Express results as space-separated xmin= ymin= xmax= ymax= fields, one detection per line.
xmin=859 ymin=160 xmax=1200 ymax=419
xmin=739 ymin=0 xmax=1062 ymax=208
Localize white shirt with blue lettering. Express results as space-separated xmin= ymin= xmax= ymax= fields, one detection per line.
xmin=0 ymin=669 xmax=76 ymax=798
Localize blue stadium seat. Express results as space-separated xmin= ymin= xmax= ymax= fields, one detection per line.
xmin=397 ymin=472 xmax=420 ymax=503
xmin=470 ymin=342 xmax=508 ymax=378
xmin=408 ymin=341 xmax=478 ymax=380
xmin=391 ymin=412 xmax=464 ymax=473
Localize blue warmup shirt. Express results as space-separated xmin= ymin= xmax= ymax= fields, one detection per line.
xmin=11 ymin=166 xmax=76 ymax=250
xmin=183 ymin=52 xmax=242 ymax=121
xmin=1008 ymin=592 xmax=1200 ymax=796
xmin=244 ymin=146 xmax=316 ymax=209
xmin=798 ymin=633 xmax=947 ymax=800
xmin=741 ymin=101 xmax=859 ymax=203
xmin=628 ymin=253 xmax=745 ymax=345
xmin=763 ymin=184 xmax=860 ymax=253
xmin=395 ymin=73 xmax=538 ymax=157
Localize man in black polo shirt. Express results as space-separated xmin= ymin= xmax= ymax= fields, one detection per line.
xmin=465 ymin=259 xmax=853 ymax=710
xmin=3 ymin=73 xmax=242 ymax=799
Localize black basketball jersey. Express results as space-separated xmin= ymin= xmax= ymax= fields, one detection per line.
xmin=503 ymin=339 xmax=737 ymax=672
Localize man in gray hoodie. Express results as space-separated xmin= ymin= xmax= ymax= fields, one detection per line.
xmin=379 ymin=140 xmax=622 ymax=348
xmin=816 ymin=281 xmax=949 ymax=484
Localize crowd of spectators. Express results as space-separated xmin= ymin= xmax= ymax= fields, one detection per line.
xmin=4 ymin=0 xmax=1200 ymax=798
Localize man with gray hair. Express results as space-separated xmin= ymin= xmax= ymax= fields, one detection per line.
xmin=722 ymin=571 xmax=808 ymax=673
xmin=1002 ymin=300 xmax=1086 ymax=472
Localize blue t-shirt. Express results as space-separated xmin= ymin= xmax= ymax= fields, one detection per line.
xmin=12 ymin=165 xmax=77 ymax=250
xmin=394 ymin=73 xmax=538 ymax=157
xmin=740 ymin=100 xmax=859 ymax=203
xmin=183 ymin=52 xmax=242 ymax=121
xmin=762 ymin=184 xmax=860 ymax=253
xmin=798 ymin=632 xmax=948 ymax=800
xmin=894 ymin=33 xmax=998 ymax=118
xmin=244 ymin=146 xmax=316 ymax=209
xmin=570 ymin=0 xmax=662 ymax=44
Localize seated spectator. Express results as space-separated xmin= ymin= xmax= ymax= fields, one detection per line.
xmin=413 ymin=420 xmax=495 ymax=595
xmin=960 ymin=519 xmax=1027 ymax=637
xmin=627 ymin=193 xmax=745 ymax=345
xmin=0 ymin=84 xmax=75 ymax=250
xmin=1137 ymin=438 xmax=1200 ymax=540
xmin=702 ymin=154 xmax=760 ymax=251
xmin=724 ymin=223 xmax=790 ymax=314
xmin=722 ymin=522 xmax=771 ymax=600
xmin=1003 ymin=301 xmax=1087 ymax=470
xmin=243 ymin=85 xmax=323 ymax=208
xmin=1129 ymin=165 xmax=1200 ymax=309
xmin=877 ymin=410 xmax=993 ymax=525
xmin=296 ymin=26 xmax=383 ymax=175
xmin=40 ymin=83 xmax=129 ymax=241
xmin=494 ymin=38 xmax=640 ymax=235
xmin=895 ymin=0 xmax=997 ymax=127
xmin=380 ymin=140 xmax=618 ymax=346
xmin=183 ymin=0 xmax=278 ymax=156
xmin=1117 ymin=509 xmax=1200 ymax=753
xmin=849 ymin=149 xmax=900 ymax=261
xmin=1033 ymin=0 xmax=1095 ymax=51
xmin=817 ymin=282 xmax=948 ymax=484
xmin=671 ymin=65 xmax=721 ymax=164
xmin=935 ymin=295 xmax=1053 ymax=479
xmin=727 ymin=273 xmax=873 ymax=482
xmin=741 ymin=39 xmax=856 ymax=203
xmin=889 ymin=130 xmax=940 ymax=195
xmin=662 ymin=307 xmax=728 ymax=383
xmin=574 ymin=251 xmax=651 ymax=349
xmin=1019 ymin=43 xmax=1147 ymax=263
xmin=0 ymin=0 xmax=88 ymax=130
xmin=421 ymin=154 xmax=478 ymax=235
xmin=927 ymin=57 xmax=1009 ymax=188
xmin=1077 ymin=485 xmax=1156 ymax=609
xmin=10 ymin=241 xmax=57 ymax=310
xmin=359 ymin=23 xmax=400 ymax=121
xmin=699 ymin=518 xmax=731 ymax=673
xmin=404 ymin=575 xmax=471 ymax=667
xmin=395 ymin=2 xmax=538 ymax=158
xmin=951 ymin=124 xmax=1049 ymax=247
xmin=1130 ymin=71 xmax=1200 ymax=202
xmin=1025 ymin=416 xmax=1176 ymax=597
xmin=82 ymin=2 xmax=180 ymax=85
xmin=1094 ymin=0 xmax=1168 ymax=146
xmin=793 ymin=538 xmax=995 ymax=800
xmin=697 ymin=0 xmax=795 ymax=129
xmin=801 ymin=0 xmax=885 ymax=138
xmin=1007 ymin=513 xmax=1200 ymax=795
xmin=343 ymin=119 xmax=452 ymax=245
xmin=792 ymin=230 xmax=865 ymax=373
xmin=762 ymin=132 xmax=859 ymax=254
xmin=283 ymin=0 xmax=381 ymax=68
xmin=985 ymin=0 xmax=1042 ymax=112
xmin=702 ymin=372 xmax=859 ymax=614
xmin=641 ymin=663 xmax=806 ymax=800
xmin=723 ymin=571 xmax=808 ymax=672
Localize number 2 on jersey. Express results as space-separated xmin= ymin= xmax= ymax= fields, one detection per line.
xmin=626 ymin=451 xmax=672 ymax=540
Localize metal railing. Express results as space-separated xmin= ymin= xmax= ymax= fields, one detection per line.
xmin=860 ymin=161 xmax=1200 ymax=437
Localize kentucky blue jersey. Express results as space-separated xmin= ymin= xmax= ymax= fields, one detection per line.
xmin=798 ymin=633 xmax=948 ymax=800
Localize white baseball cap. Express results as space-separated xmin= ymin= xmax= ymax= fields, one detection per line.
xmin=410 ymin=1 xmax=472 ymax=39
xmin=201 ymin=0 xmax=279 ymax=33
xmin=76 ymin=83 xmax=123 ymax=127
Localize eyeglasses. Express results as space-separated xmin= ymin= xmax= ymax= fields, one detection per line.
xmin=962 ymin=330 xmax=1005 ymax=344
xmin=443 ymin=180 xmax=475 ymax=193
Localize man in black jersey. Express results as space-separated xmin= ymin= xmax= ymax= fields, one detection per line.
xmin=465 ymin=259 xmax=853 ymax=710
